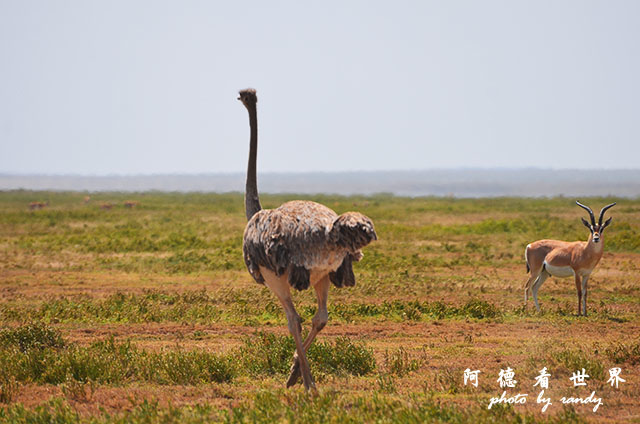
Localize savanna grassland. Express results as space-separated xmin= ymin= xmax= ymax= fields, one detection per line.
xmin=0 ymin=191 xmax=639 ymax=423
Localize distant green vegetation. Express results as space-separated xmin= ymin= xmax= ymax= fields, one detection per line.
xmin=0 ymin=290 xmax=507 ymax=325
xmin=3 ymin=289 xmax=633 ymax=326
xmin=2 ymin=192 xmax=637 ymax=270
xmin=2 ymin=192 xmax=638 ymax=296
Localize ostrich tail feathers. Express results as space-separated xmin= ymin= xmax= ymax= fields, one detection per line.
xmin=331 ymin=212 xmax=377 ymax=252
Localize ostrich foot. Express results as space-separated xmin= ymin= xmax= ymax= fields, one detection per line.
xmin=286 ymin=356 xmax=301 ymax=387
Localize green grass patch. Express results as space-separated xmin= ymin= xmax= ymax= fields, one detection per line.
xmin=225 ymin=390 xmax=586 ymax=424
xmin=0 ymin=323 xmax=66 ymax=352
xmin=0 ymin=392 xmax=588 ymax=424
xmin=383 ymin=347 xmax=421 ymax=377
xmin=528 ymin=342 xmax=607 ymax=381
xmin=236 ymin=332 xmax=376 ymax=378
xmin=604 ymin=340 xmax=640 ymax=365
xmin=0 ymin=324 xmax=374 ymax=387
xmin=551 ymin=350 xmax=605 ymax=380
xmin=0 ymin=292 xmax=505 ymax=326
xmin=330 ymin=299 xmax=502 ymax=322
xmin=0 ymin=324 xmax=236 ymax=386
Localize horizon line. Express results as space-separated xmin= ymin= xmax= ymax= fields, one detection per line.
xmin=2 ymin=167 xmax=640 ymax=178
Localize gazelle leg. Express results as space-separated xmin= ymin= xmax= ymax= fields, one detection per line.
xmin=524 ymin=274 xmax=537 ymax=305
xmin=581 ymin=275 xmax=589 ymax=316
xmin=287 ymin=275 xmax=330 ymax=387
xmin=531 ymin=271 xmax=549 ymax=312
xmin=574 ymin=274 xmax=582 ymax=316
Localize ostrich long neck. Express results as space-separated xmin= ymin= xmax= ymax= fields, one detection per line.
xmin=245 ymin=100 xmax=262 ymax=221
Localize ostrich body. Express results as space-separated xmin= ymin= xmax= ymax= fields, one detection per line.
xmin=238 ymin=89 xmax=377 ymax=390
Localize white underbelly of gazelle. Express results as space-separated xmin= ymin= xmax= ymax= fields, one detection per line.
xmin=544 ymin=262 xmax=575 ymax=278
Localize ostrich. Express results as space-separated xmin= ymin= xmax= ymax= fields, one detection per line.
xmin=238 ymin=89 xmax=377 ymax=391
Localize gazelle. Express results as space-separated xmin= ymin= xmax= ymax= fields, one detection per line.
xmin=29 ymin=201 xmax=48 ymax=210
xmin=524 ymin=201 xmax=616 ymax=316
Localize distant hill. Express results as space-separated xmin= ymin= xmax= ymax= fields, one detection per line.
xmin=1 ymin=169 xmax=638 ymax=198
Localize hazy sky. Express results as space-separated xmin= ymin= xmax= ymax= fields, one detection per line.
xmin=1 ymin=1 xmax=639 ymax=174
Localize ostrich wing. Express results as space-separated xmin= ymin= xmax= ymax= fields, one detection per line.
xmin=329 ymin=254 xmax=356 ymax=287
xmin=243 ymin=202 xmax=377 ymax=291
xmin=242 ymin=201 xmax=338 ymax=290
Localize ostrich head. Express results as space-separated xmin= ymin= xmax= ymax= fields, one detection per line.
xmin=238 ymin=88 xmax=257 ymax=109
xmin=331 ymin=212 xmax=378 ymax=253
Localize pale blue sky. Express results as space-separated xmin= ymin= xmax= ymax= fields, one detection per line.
xmin=1 ymin=1 xmax=639 ymax=174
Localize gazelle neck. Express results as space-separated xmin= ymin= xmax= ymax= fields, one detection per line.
xmin=586 ymin=233 xmax=604 ymax=254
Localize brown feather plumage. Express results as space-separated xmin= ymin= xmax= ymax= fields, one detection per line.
xmin=243 ymin=200 xmax=376 ymax=290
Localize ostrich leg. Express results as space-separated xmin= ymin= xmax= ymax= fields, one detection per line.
xmin=281 ymin=297 xmax=315 ymax=391
xmin=287 ymin=275 xmax=330 ymax=387
xmin=263 ymin=276 xmax=316 ymax=391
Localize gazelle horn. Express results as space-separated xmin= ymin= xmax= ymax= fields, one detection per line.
xmin=598 ymin=202 xmax=616 ymax=226
xmin=576 ymin=201 xmax=596 ymax=226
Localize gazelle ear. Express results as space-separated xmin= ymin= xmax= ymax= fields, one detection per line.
xmin=600 ymin=217 xmax=613 ymax=232
xmin=581 ymin=217 xmax=592 ymax=229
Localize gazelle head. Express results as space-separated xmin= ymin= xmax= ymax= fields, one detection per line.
xmin=576 ymin=201 xmax=616 ymax=243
